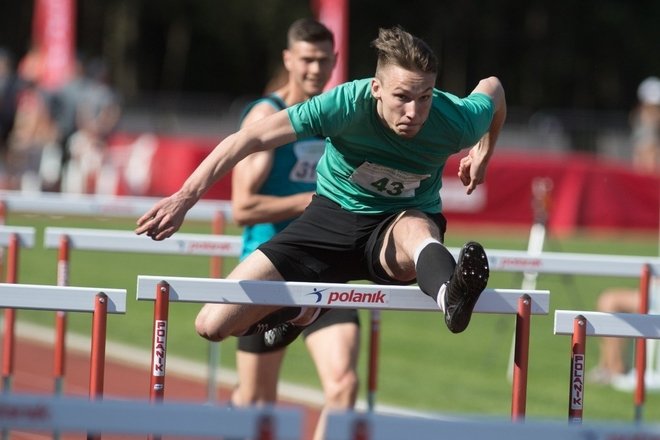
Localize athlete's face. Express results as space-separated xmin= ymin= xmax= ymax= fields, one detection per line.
xmin=371 ymin=65 xmax=436 ymax=138
xmin=284 ymin=40 xmax=336 ymax=97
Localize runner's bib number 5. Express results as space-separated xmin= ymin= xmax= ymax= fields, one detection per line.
xmin=350 ymin=162 xmax=430 ymax=197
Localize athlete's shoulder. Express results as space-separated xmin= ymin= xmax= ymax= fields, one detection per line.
xmin=240 ymin=94 xmax=286 ymax=125
xmin=432 ymin=88 xmax=493 ymax=112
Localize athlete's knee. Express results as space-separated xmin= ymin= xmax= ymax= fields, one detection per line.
xmin=194 ymin=305 xmax=229 ymax=341
xmin=396 ymin=210 xmax=441 ymax=238
xmin=596 ymin=289 xmax=638 ymax=313
xmin=232 ymin=384 xmax=275 ymax=406
xmin=323 ymin=368 xmax=359 ymax=408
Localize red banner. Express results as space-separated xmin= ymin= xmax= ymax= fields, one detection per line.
xmin=441 ymin=151 xmax=659 ymax=235
xmin=313 ymin=0 xmax=349 ymax=90
xmin=32 ymin=0 xmax=76 ymax=90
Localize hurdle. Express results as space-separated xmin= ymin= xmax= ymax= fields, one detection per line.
xmin=554 ymin=310 xmax=660 ymax=423
xmin=323 ymin=409 xmax=660 ymax=440
xmin=0 ymin=226 xmax=35 ymax=395
xmin=0 ymin=283 xmax=126 ymax=396
xmin=43 ymin=226 xmax=241 ymax=401
xmin=136 ymin=275 xmax=549 ymax=419
xmin=0 ymin=392 xmax=302 ymax=439
xmin=478 ymin=250 xmax=660 ymax=417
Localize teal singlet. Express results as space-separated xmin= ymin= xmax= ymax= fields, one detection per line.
xmin=287 ymin=78 xmax=494 ymax=214
xmin=240 ymin=95 xmax=324 ymax=260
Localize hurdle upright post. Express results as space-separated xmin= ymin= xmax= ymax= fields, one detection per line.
xmin=149 ymin=281 xmax=170 ymax=403
xmin=89 ymin=292 xmax=108 ymax=400
xmin=352 ymin=417 xmax=370 ymax=440
xmin=88 ymin=292 xmax=109 ymax=440
xmin=1 ymin=233 xmax=19 ymax=393
xmin=54 ymin=235 xmax=70 ymax=396
xmin=208 ymin=210 xmax=225 ymax=403
xmin=367 ymin=309 xmax=380 ymax=412
xmin=256 ymin=414 xmax=274 ymax=440
xmin=567 ymin=315 xmax=587 ymax=424
xmin=209 ymin=210 xmax=225 ymax=278
xmin=634 ymin=263 xmax=651 ymax=423
xmin=511 ymin=294 xmax=531 ymax=421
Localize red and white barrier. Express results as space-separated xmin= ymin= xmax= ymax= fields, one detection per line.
xmin=136 ymin=275 xmax=549 ymax=420
xmin=0 ymin=393 xmax=301 ymax=439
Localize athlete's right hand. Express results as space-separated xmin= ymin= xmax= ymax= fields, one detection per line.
xmin=135 ymin=193 xmax=191 ymax=240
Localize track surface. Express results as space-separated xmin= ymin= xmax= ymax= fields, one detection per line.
xmin=5 ymin=335 xmax=321 ymax=439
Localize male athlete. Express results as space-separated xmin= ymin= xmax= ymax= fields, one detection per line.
xmin=137 ymin=25 xmax=507 ymax=373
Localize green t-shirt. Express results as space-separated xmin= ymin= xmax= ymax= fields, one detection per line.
xmin=287 ymin=78 xmax=494 ymax=214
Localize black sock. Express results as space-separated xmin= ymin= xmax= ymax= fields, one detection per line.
xmin=415 ymin=243 xmax=455 ymax=301
xmin=241 ymin=307 xmax=301 ymax=336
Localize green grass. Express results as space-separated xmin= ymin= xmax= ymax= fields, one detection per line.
xmin=5 ymin=213 xmax=660 ymax=423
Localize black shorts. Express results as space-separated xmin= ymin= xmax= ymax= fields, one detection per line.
xmin=236 ymin=308 xmax=360 ymax=353
xmin=257 ymin=194 xmax=447 ymax=284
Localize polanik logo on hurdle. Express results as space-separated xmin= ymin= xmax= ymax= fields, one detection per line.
xmin=306 ymin=287 xmax=389 ymax=306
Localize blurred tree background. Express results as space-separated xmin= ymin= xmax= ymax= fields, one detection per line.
xmin=1 ymin=0 xmax=659 ymax=146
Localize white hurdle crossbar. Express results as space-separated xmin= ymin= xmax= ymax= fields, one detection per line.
xmin=136 ymin=275 xmax=550 ymax=313
xmin=324 ymin=410 xmax=660 ymax=440
xmin=451 ymin=248 xmax=660 ymax=278
xmin=0 ymin=190 xmax=232 ymax=222
xmin=0 ymin=283 xmax=126 ymax=313
xmin=0 ymin=393 xmax=301 ymax=439
xmin=44 ymin=227 xmax=242 ymax=257
xmin=554 ymin=310 xmax=660 ymax=340
xmin=0 ymin=226 xmax=35 ymax=249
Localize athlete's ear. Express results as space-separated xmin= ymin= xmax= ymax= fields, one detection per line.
xmin=371 ymin=78 xmax=382 ymax=99
xmin=283 ymin=49 xmax=292 ymax=70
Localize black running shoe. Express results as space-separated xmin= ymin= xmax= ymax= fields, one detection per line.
xmin=443 ymin=241 xmax=489 ymax=333
xmin=263 ymin=322 xmax=305 ymax=351
xmin=263 ymin=308 xmax=330 ymax=350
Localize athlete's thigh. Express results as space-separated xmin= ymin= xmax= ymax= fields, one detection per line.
xmin=379 ymin=210 xmax=445 ymax=281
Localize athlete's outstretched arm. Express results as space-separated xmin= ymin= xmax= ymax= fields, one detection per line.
xmin=136 ymin=110 xmax=297 ymax=240
xmin=459 ymin=76 xmax=506 ymax=194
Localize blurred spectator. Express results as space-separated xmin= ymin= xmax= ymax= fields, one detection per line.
xmin=62 ymin=57 xmax=121 ymax=193
xmin=0 ymin=48 xmax=23 ymax=185
xmin=630 ymin=76 xmax=660 ymax=173
xmin=44 ymin=55 xmax=86 ymax=191
xmin=6 ymin=47 xmax=59 ymax=191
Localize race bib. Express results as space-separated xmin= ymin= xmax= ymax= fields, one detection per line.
xmin=350 ymin=162 xmax=430 ymax=197
xmin=289 ymin=139 xmax=324 ymax=183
